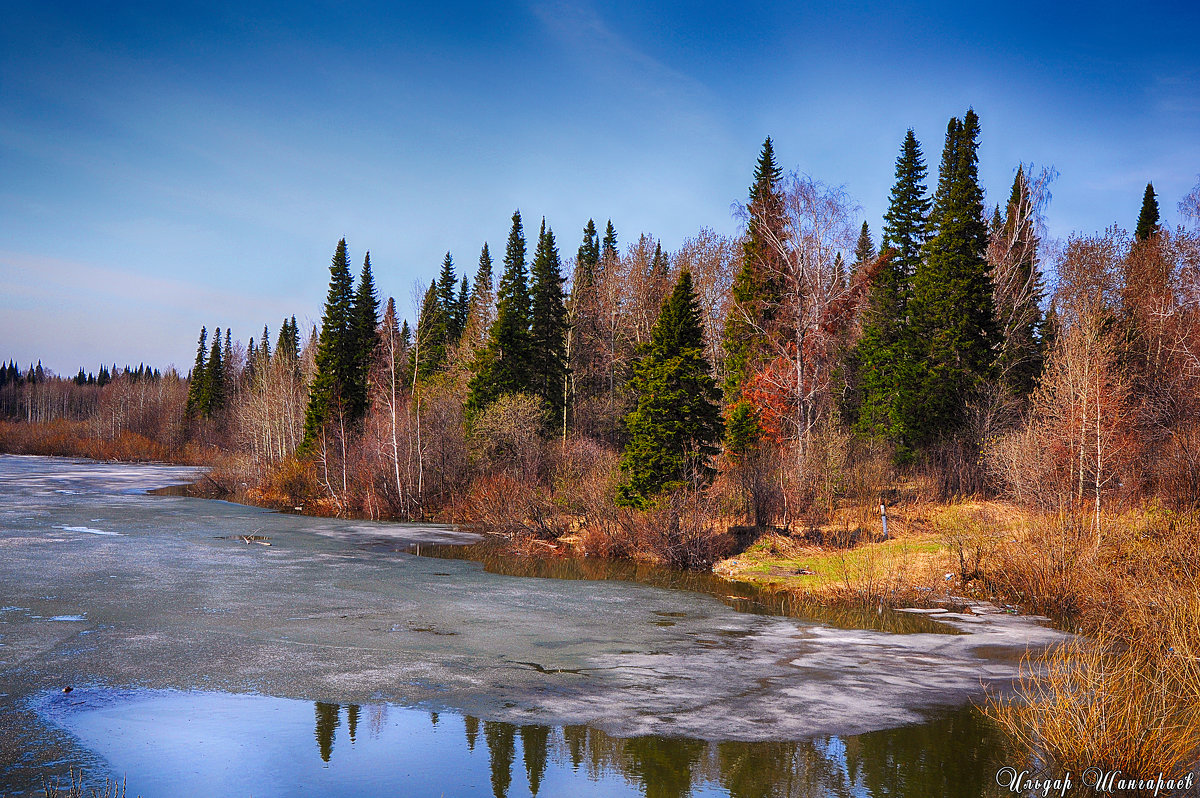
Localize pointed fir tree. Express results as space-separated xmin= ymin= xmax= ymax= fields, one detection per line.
xmin=882 ymin=129 xmax=931 ymax=278
xmin=904 ymin=109 xmax=998 ymax=447
xmin=436 ymin=252 xmax=462 ymax=343
xmin=723 ymin=136 xmax=787 ymax=401
xmin=412 ymin=282 xmax=448 ymax=381
xmin=349 ymin=252 xmax=380 ymax=421
xmin=462 ymin=243 xmax=495 ymax=352
xmin=617 ymin=270 xmax=723 ymax=507
xmin=457 ymin=275 xmax=470 ymax=340
xmin=570 ymin=219 xmax=604 ymax=404
xmin=1135 ymin=182 xmax=1160 ymax=241
xmin=852 ymin=221 xmax=876 ymax=269
xmin=850 ymin=132 xmax=931 ymax=444
xmin=990 ymin=205 xmax=1004 ymax=236
xmin=650 ymin=241 xmax=668 ymax=279
xmin=260 ymin=324 xmax=271 ymax=362
xmin=223 ymin=327 xmax=234 ymax=388
xmin=601 ymin=220 xmax=618 ymax=263
xmin=205 ymin=328 xmax=225 ymax=415
xmin=278 ymin=316 xmax=300 ymax=363
xmin=467 ymin=211 xmax=533 ymax=413
xmin=576 ymin=219 xmax=600 ymax=287
xmin=186 ymin=326 xmax=208 ymax=417
xmin=529 ymin=219 xmax=569 ymax=426
xmin=301 ymin=238 xmax=357 ymax=451
xmin=245 ymin=338 xmax=257 ymax=383
xmin=378 ymin=296 xmax=411 ymax=390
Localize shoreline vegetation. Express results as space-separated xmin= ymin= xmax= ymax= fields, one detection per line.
xmin=5 ymin=117 xmax=1200 ymax=780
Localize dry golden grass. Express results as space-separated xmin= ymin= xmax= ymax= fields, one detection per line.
xmin=710 ymin=498 xmax=1028 ymax=605
xmin=42 ymin=769 xmax=131 ymax=798
xmin=989 ymin=608 xmax=1200 ymax=776
xmin=984 ymin=508 xmax=1200 ymax=776
xmin=713 ymin=497 xmax=1200 ymax=774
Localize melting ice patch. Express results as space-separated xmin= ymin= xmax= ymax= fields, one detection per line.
xmin=57 ymin=525 xmax=121 ymax=536
xmin=48 ymin=615 xmax=86 ymax=622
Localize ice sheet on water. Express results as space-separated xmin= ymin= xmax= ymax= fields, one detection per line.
xmin=0 ymin=453 xmax=204 ymax=497
xmin=0 ymin=455 xmax=1069 ymax=770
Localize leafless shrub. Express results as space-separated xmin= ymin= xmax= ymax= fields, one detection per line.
xmin=989 ymin=512 xmax=1093 ymax=619
xmin=452 ymin=471 xmax=563 ymax=539
xmin=468 ymin=392 xmax=545 ymax=481
xmin=935 ymin=506 xmax=1001 ymax=583
xmin=576 ymin=486 xmax=729 ymax=569
xmin=550 ymin=436 xmax=620 ymax=518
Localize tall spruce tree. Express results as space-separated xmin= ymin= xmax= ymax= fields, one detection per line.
xmin=882 ymin=129 xmax=932 ymax=277
xmin=301 ymin=238 xmax=357 ymax=451
xmin=570 ymin=220 xmax=603 ymax=400
xmin=463 ymin=243 xmax=495 ymax=352
xmin=223 ymin=328 xmax=234 ymax=389
xmin=529 ymin=219 xmax=568 ymax=426
xmin=436 ymin=252 xmax=461 ymax=343
xmin=904 ymin=110 xmax=998 ymax=446
xmin=413 ymin=282 xmax=448 ymax=380
xmin=349 ymin=252 xmax=380 ymax=420
xmin=378 ymin=296 xmax=410 ymax=388
xmin=245 ymin=338 xmax=257 ymax=383
xmin=206 ymin=328 xmax=225 ymax=415
xmin=852 ymin=221 xmax=876 ymax=269
xmin=185 ymin=326 xmax=208 ymax=417
xmin=577 ymin=219 xmax=600 ymax=283
xmin=467 ymin=211 xmax=532 ymax=412
xmin=617 ymin=270 xmax=723 ymax=507
xmin=601 ymin=220 xmax=618 ymax=263
xmin=851 ymin=131 xmax=931 ymax=444
xmin=277 ymin=315 xmax=300 ymax=368
xmin=1135 ymin=182 xmax=1160 ymax=241
xmin=456 ymin=275 xmax=470 ymax=339
xmin=650 ymin=241 xmax=668 ymax=279
xmin=278 ymin=318 xmax=291 ymax=360
xmin=723 ymin=136 xmax=786 ymax=401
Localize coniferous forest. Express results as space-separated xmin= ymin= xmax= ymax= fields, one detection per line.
xmin=4 ymin=113 xmax=1200 ymax=776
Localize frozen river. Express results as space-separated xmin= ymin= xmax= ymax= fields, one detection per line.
xmin=0 ymin=455 xmax=1064 ymax=796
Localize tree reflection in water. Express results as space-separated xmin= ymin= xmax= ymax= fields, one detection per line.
xmin=313 ymin=702 xmax=340 ymax=763
xmin=310 ymin=701 xmax=1009 ymax=796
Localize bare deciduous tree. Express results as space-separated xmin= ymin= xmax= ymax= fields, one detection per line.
xmin=732 ymin=173 xmax=870 ymax=517
xmin=672 ymin=227 xmax=738 ymax=385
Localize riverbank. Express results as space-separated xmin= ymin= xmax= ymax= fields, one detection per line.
xmin=712 ymin=499 xmax=1200 ymax=778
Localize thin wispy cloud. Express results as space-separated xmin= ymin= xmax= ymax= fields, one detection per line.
xmin=1 ymin=1 xmax=1197 ymax=372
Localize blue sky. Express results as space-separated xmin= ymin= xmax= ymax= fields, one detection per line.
xmin=2 ymin=0 xmax=1198 ymax=374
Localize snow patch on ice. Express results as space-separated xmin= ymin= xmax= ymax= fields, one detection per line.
xmin=57 ymin=525 xmax=121 ymax=536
